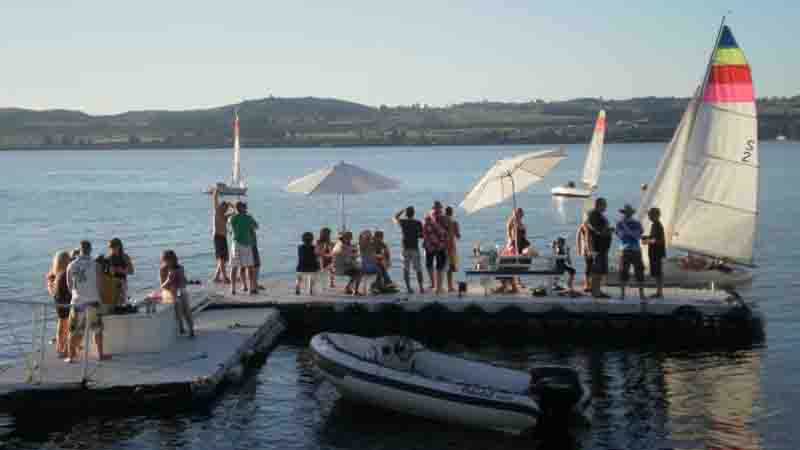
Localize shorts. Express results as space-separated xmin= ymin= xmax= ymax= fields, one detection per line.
xmin=362 ymin=259 xmax=379 ymax=274
xmin=68 ymin=304 xmax=103 ymax=337
xmin=649 ymin=253 xmax=664 ymax=278
xmin=214 ymin=235 xmax=229 ymax=261
xmin=448 ymin=251 xmax=459 ymax=272
xmin=230 ymin=243 xmax=255 ymax=268
xmin=591 ymin=251 xmax=609 ymax=275
xmin=425 ymin=249 xmax=448 ymax=272
xmin=402 ymin=249 xmax=422 ymax=273
xmin=54 ymin=298 xmax=70 ymax=320
xmin=584 ymin=256 xmax=594 ymax=276
xmin=556 ymin=260 xmax=576 ymax=276
xmin=620 ymin=249 xmax=645 ymax=283
xmin=252 ymin=245 xmax=261 ymax=268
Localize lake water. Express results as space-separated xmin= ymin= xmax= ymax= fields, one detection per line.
xmin=1 ymin=142 xmax=799 ymax=449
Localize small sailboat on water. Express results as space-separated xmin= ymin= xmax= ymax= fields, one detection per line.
xmin=552 ymin=110 xmax=606 ymax=198
xmin=207 ymin=111 xmax=247 ymax=196
xmin=615 ymin=21 xmax=758 ymax=289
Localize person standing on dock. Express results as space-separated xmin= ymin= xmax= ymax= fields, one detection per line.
xmin=393 ymin=206 xmax=425 ymax=294
xmin=445 ymin=206 xmax=461 ymax=293
xmin=576 ymin=212 xmax=593 ymax=293
xmin=615 ymin=204 xmax=646 ymax=300
xmin=423 ymin=201 xmax=450 ymax=295
xmin=228 ymin=201 xmax=258 ymax=295
xmin=161 ymin=250 xmax=195 ymax=337
xmin=586 ymin=198 xmax=613 ymax=299
xmin=211 ymin=187 xmax=232 ymax=284
xmin=65 ymin=240 xmax=109 ymax=363
xmin=642 ymin=207 xmax=665 ymax=298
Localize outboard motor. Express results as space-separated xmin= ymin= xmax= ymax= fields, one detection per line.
xmin=528 ymin=366 xmax=585 ymax=423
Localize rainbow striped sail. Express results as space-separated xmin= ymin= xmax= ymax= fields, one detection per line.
xmin=640 ymin=23 xmax=759 ymax=266
xmin=703 ymin=26 xmax=754 ymax=103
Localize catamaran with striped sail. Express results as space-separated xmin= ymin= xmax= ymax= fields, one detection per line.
xmin=552 ymin=110 xmax=606 ymax=198
xmin=207 ymin=111 xmax=248 ymax=196
xmin=630 ymin=21 xmax=758 ymax=289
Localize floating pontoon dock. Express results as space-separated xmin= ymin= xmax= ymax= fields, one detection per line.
xmin=204 ymin=279 xmax=763 ymax=342
xmin=0 ymin=289 xmax=285 ymax=415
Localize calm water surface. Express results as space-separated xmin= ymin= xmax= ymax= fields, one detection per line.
xmin=1 ymin=143 xmax=798 ymax=449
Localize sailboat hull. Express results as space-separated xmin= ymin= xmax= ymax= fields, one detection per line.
xmin=204 ymin=184 xmax=248 ymax=196
xmin=551 ymin=186 xmax=593 ymax=198
xmin=606 ymin=257 xmax=753 ymax=289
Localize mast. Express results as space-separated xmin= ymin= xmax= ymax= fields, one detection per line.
xmin=232 ymin=110 xmax=241 ymax=186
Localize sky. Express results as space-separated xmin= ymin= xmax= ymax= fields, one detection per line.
xmin=1 ymin=0 xmax=797 ymax=115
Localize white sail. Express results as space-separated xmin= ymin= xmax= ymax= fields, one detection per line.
xmin=671 ymin=102 xmax=758 ymax=265
xmin=638 ymin=98 xmax=698 ymax=248
xmin=640 ymin=24 xmax=758 ymax=266
xmin=581 ymin=110 xmax=606 ymax=189
xmin=232 ymin=112 xmax=242 ymax=187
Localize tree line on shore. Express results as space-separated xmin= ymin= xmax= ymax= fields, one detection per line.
xmin=1 ymin=95 xmax=798 ymax=150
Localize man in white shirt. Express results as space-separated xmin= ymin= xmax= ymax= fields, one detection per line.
xmin=65 ymin=240 xmax=109 ymax=362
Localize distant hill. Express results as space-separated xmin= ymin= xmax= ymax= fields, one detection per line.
xmin=1 ymin=95 xmax=798 ymax=149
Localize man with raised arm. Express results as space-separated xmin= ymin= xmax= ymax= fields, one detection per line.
xmin=212 ymin=186 xmax=231 ymax=284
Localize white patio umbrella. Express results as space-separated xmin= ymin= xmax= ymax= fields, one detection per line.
xmin=460 ymin=148 xmax=567 ymax=252
xmin=285 ymin=161 xmax=401 ymax=231
xmin=460 ymin=148 xmax=567 ymax=214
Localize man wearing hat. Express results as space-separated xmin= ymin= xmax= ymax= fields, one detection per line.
xmin=615 ymin=204 xmax=645 ymax=300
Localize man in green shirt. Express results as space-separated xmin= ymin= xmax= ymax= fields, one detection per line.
xmin=228 ymin=201 xmax=258 ymax=295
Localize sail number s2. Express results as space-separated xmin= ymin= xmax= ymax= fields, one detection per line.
xmin=742 ymin=139 xmax=755 ymax=163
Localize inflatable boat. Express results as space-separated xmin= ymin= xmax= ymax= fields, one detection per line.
xmin=311 ymin=333 xmax=590 ymax=434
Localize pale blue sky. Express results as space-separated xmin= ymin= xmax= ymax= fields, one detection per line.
xmin=1 ymin=1 xmax=796 ymax=114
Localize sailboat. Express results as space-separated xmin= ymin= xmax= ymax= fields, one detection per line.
xmin=207 ymin=111 xmax=247 ymax=196
xmin=551 ymin=110 xmax=606 ymax=198
xmin=622 ymin=21 xmax=757 ymax=289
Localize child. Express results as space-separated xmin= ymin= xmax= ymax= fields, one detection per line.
xmin=160 ymin=250 xmax=194 ymax=338
xmin=552 ymin=237 xmax=577 ymax=294
xmin=296 ymin=232 xmax=321 ymax=295
xmin=317 ymin=227 xmax=335 ymax=288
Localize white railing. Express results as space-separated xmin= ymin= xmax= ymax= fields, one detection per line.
xmin=0 ymin=299 xmax=99 ymax=385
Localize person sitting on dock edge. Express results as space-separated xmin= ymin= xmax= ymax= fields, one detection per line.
xmin=296 ymin=232 xmax=321 ymax=295
xmin=642 ymin=207 xmax=665 ymax=298
xmin=211 ymin=187 xmax=232 ymax=284
xmin=393 ymin=206 xmax=425 ymax=295
xmin=65 ymin=240 xmax=109 ymax=362
xmin=552 ymin=237 xmax=577 ymax=295
xmin=228 ymin=201 xmax=258 ymax=295
xmin=586 ymin=198 xmax=613 ymax=299
xmin=615 ymin=204 xmax=646 ymax=300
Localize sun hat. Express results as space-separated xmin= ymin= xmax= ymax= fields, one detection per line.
xmin=619 ymin=204 xmax=636 ymax=216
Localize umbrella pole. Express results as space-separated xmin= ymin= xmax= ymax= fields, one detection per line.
xmin=339 ymin=193 xmax=345 ymax=232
